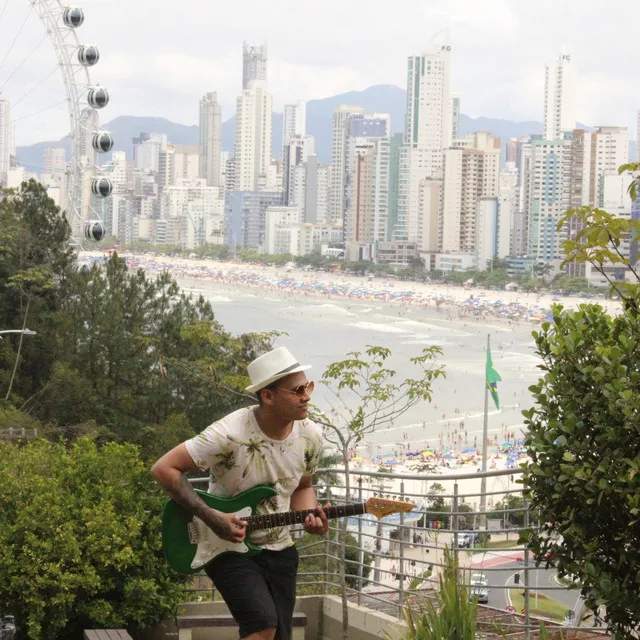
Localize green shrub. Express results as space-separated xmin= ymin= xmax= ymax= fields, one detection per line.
xmin=0 ymin=437 xmax=187 ymax=639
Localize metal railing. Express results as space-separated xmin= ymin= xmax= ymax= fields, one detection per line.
xmin=187 ymin=467 xmax=606 ymax=639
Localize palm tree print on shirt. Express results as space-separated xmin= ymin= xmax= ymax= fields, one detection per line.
xmin=211 ymin=446 xmax=236 ymax=472
xmin=227 ymin=435 xmax=274 ymax=478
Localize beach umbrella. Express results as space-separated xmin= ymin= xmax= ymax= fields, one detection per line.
xmin=461 ymin=447 xmax=477 ymax=453
xmin=422 ymin=450 xmax=435 ymax=457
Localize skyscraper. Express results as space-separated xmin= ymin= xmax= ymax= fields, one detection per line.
xmin=397 ymin=42 xmax=452 ymax=245
xmin=527 ymin=135 xmax=572 ymax=261
xmin=283 ymin=101 xmax=306 ymax=147
xmin=234 ymin=79 xmax=272 ymax=191
xmin=342 ymin=113 xmax=390 ymax=248
xmin=282 ymin=134 xmax=314 ymax=205
xmin=242 ymin=42 xmax=267 ymax=90
xmin=404 ymin=45 xmax=452 ymax=164
xmin=328 ymin=105 xmax=365 ymax=227
xmin=44 ymin=147 xmax=66 ymax=176
xmin=439 ymin=132 xmax=501 ymax=254
xmin=543 ymin=50 xmax=577 ymax=140
xmin=199 ymin=92 xmax=222 ymax=187
xmin=451 ymin=93 xmax=461 ymax=142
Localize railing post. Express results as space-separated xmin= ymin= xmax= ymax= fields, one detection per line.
xmin=453 ymin=482 xmax=459 ymax=566
xmin=523 ymin=499 xmax=531 ymax=640
xmin=357 ymin=476 xmax=363 ymax=605
xmin=398 ymin=479 xmax=405 ymax=610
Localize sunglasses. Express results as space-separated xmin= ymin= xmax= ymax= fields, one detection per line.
xmin=269 ymin=381 xmax=315 ymax=396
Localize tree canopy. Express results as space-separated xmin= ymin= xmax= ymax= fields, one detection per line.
xmin=522 ymin=165 xmax=640 ymax=638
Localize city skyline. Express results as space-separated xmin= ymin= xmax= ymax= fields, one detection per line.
xmin=0 ymin=0 xmax=638 ymax=145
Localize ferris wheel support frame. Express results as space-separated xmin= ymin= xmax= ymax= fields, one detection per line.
xmin=28 ymin=0 xmax=111 ymax=244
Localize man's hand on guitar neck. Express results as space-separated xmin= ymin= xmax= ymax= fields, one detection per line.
xmin=303 ymin=503 xmax=330 ymax=536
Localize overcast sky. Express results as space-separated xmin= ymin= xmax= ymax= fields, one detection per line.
xmin=2 ymin=0 xmax=638 ymax=145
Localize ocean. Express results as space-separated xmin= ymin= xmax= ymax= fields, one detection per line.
xmin=176 ymin=276 xmax=541 ymax=460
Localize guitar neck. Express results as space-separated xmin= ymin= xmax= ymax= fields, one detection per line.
xmin=243 ymin=502 xmax=367 ymax=533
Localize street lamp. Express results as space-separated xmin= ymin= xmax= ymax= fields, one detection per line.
xmin=0 ymin=329 xmax=37 ymax=338
xmin=1 ymin=329 xmax=37 ymax=400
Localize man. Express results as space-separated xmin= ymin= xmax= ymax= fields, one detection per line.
xmin=152 ymin=346 xmax=327 ymax=640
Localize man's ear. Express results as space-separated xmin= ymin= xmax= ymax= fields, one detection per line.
xmin=259 ymin=388 xmax=275 ymax=406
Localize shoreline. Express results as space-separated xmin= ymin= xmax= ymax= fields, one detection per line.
xmin=80 ymin=251 xmax=624 ymax=324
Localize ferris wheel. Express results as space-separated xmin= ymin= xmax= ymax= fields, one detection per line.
xmin=0 ymin=0 xmax=114 ymax=243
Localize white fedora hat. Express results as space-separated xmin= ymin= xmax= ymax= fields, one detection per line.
xmin=245 ymin=347 xmax=312 ymax=393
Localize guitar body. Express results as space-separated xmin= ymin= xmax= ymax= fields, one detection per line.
xmin=162 ymin=485 xmax=413 ymax=575
xmin=162 ymin=485 xmax=278 ymax=574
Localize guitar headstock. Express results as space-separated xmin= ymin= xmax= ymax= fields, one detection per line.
xmin=365 ymin=497 xmax=415 ymax=519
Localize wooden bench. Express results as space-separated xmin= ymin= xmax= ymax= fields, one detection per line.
xmin=176 ymin=613 xmax=307 ymax=639
xmin=83 ymin=631 xmax=133 ymax=640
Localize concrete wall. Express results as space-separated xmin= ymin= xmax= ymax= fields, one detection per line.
xmin=133 ymin=595 xmax=405 ymax=640
xmin=134 ymin=596 xmax=323 ymax=640
xmin=320 ymin=596 xmax=405 ymax=640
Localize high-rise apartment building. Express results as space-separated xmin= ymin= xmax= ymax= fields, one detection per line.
xmin=543 ymin=50 xmax=577 ymax=140
xmin=342 ymin=113 xmax=390 ymax=252
xmin=198 ymin=92 xmax=222 ymax=187
xmin=0 ymin=92 xmax=13 ymax=184
xmin=439 ymin=132 xmax=500 ymax=253
xmin=527 ymin=134 xmax=573 ymax=262
xmin=283 ymin=101 xmax=306 ymax=147
xmin=637 ymin=111 xmax=640 ymax=165
xmin=234 ymin=80 xmax=272 ymax=191
xmin=589 ymin=126 xmax=629 ymax=207
xmin=451 ymin=93 xmax=461 ymax=142
xmin=44 ymin=147 xmax=66 ymax=175
xmin=397 ymin=43 xmax=452 ymax=245
xmin=283 ymin=134 xmax=314 ymax=205
xmin=328 ymin=104 xmax=364 ymax=227
xmin=242 ymin=42 xmax=267 ymax=90
xmin=132 ymin=132 xmax=167 ymax=173
xmin=344 ymin=137 xmax=390 ymax=260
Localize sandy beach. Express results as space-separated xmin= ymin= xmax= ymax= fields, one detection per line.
xmin=80 ymin=251 xmax=623 ymax=323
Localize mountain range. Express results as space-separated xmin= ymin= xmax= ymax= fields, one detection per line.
xmin=15 ymin=84 xmax=636 ymax=172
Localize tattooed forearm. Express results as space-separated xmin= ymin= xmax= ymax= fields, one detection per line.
xmin=165 ymin=473 xmax=212 ymax=521
xmin=164 ymin=474 xmax=239 ymax=540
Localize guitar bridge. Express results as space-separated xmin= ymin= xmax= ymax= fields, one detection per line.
xmin=188 ymin=519 xmax=201 ymax=544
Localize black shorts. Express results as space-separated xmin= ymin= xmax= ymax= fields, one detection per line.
xmin=205 ymin=545 xmax=299 ymax=639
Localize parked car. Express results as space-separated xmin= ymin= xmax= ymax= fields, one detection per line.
xmin=470 ymin=573 xmax=489 ymax=604
xmin=457 ymin=532 xmax=481 ymax=548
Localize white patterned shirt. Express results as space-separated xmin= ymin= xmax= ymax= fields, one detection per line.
xmin=185 ymin=406 xmax=323 ymax=549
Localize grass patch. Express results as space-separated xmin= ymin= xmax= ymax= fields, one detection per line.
xmin=510 ymin=590 xmax=569 ymax=622
xmin=486 ymin=539 xmax=520 ymax=549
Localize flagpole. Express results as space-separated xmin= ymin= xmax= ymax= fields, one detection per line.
xmin=480 ymin=333 xmax=490 ymax=527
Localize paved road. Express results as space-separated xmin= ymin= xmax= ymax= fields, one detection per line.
xmin=478 ymin=562 xmax=581 ymax=614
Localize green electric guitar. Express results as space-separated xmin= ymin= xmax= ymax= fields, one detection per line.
xmin=162 ymin=485 xmax=414 ymax=574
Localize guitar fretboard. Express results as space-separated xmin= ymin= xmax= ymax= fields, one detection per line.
xmin=242 ymin=503 xmax=366 ymax=532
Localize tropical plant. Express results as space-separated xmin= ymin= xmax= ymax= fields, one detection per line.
xmin=388 ymin=549 xmax=477 ymax=640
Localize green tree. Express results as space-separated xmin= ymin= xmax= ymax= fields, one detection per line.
xmin=491 ymin=493 xmax=525 ymax=528
xmin=313 ymin=345 xmax=445 ymax=639
xmin=0 ymin=438 xmax=187 ymax=639
xmin=0 ymin=181 xmax=75 ymax=403
xmin=522 ymin=166 xmax=640 ymax=638
xmin=46 ymin=254 xmax=270 ymax=440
